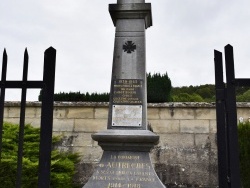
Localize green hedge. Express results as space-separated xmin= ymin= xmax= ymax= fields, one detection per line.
xmin=0 ymin=122 xmax=80 ymax=188
xmin=238 ymin=122 xmax=250 ymax=187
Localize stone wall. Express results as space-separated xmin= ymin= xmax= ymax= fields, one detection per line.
xmin=4 ymin=102 xmax=250 ymax=187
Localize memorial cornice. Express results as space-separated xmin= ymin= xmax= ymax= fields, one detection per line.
xmin=92 ymin=130 xmax=159 ymax=152
xmin=109 ymin=3 xmax=152 ymax=29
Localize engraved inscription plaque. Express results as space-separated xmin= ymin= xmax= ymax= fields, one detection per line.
xmin=113 ymin=79 xmax=143 ymax=105
xmin=112 ymin=105 xmax=142 ymax=127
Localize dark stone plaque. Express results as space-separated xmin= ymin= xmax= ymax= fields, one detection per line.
xmin=113 ymin=79 xmax=143 ymax=105
xmin=83 ymin=151 xmax=165 ymax=188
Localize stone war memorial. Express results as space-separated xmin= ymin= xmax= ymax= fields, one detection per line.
xmin=83 ymin=0 xmax=165 ymax=187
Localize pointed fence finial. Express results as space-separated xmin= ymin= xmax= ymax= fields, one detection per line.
xmin=22 ymin=48 xmax=29 ymax=82
xmin=24 ymin=48 xmax=28 ymax=58
xmin=45 ymin=46 xmax=56 ymax=53
xmin=3 ymin=49 xmax=7 ymax=58
xmin=2 ymin=49 xmax=8 ymax=81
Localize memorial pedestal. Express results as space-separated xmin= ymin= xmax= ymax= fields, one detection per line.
xmin=83 ymin=130 xmax=165 ymax=188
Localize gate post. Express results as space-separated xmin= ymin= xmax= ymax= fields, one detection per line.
xmin=224 ymin=44 xmax=241 ymax=187
xmin=38 ymin=47 xmax=56 ymax=188
xmin=214 ymin=50 xmax=229 ymax=187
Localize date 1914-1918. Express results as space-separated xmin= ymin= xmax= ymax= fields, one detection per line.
xmin=107 ymin=183 xmax=141 ymax=188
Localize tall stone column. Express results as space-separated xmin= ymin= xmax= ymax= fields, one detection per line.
xmin=83 ymin=1 xmax=165 ymax=187
xmin=107 ymin=0 xmax=151 ymax=131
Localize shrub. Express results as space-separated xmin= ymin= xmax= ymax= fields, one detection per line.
xmin=172 ymin=93 xmax=204 ymax=102
xmin=0 ymin=122 xmax=80 ymax=188
xmin=238 ymin=122 xmax=250 ymax=187
xmin=237 ymin=89 xmax=250 ymax=102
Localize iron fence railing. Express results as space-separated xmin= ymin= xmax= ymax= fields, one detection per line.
xmin=0 ymin=47 xmax=56 ymax=188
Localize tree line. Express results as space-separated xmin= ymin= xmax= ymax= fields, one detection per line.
xmin=172 ymin=85 xmax=250 ymax=102
xmin=38 ymin=72 xmax=250 ymax=102
xmin=39 ymin=72 xmax=172 ymax=103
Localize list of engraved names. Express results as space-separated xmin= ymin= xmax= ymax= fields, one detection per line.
xmin=113 ymin=79 xmax=143 ymax=105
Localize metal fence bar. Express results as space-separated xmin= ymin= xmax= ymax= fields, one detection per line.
xmin=235 ymin=78 xmax=250 ymax=87
xmin=214 ymin=50 xmax=229 ymax=188
xmin=0 ymin=49 xmax=7 ymax=161
xmin=224 ymin=44 xmax=241 ymax=187
xmin=16 ymin=49 xmax=29 ymax=188
xmin=0 ymin=81 xmax=44 ymax=88
xmin=38 ymin=47 xmax=56 ymax=188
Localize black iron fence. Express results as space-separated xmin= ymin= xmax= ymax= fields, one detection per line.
xmin=214 ymin=44 xmax=250 ymax=188
xmin=0 ymin=47 xmax=56 ymax=188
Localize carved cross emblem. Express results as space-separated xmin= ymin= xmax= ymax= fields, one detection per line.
xmin=123 ymin=41 xmax=136 ymax=53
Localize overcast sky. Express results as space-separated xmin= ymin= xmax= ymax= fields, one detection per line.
xmin=1 ymin=0 xmax=250 ymax=101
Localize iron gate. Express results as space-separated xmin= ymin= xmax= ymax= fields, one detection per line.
xmin=214 ymin=44 xmax=250 ymax=188
xmin=0 ymin=47 xmax=56 ymax=188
